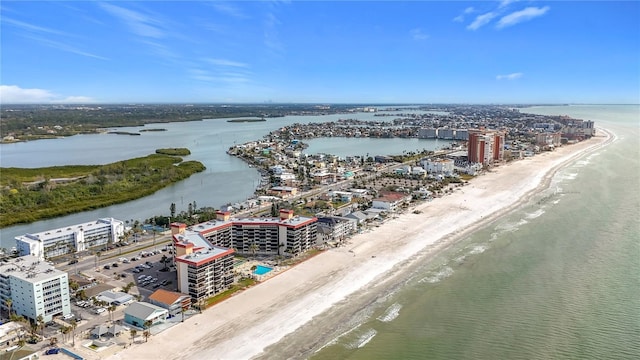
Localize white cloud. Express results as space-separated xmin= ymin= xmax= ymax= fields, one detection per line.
xmin=467 ymin=12 xmax=498 ymax=30
xmin=23 ymin=35 xmax=108 ymax=60
xmin=205 ymin=58 xmax=249 ymax=68
xmin=453 ymin=7 xmax=475 ymax=22
xmin=100 ymin=3 xmax=165 ymax=39
xmin=410 ymin=28 xmax=429 ymax=41
xmin=3 ymin=17 xmax=68 ymax=36
xmin=497 ymin=6 xmax=550 ymax=29
xmin=496 ymin=72 xmax=523 ymax=80
xmin=209 ymin=2 xmax=248 ymax=19
xmin=499 ymin=0 xmax=519 ymax=9
xmin=0 ymin=85 xmax=95 ymax=104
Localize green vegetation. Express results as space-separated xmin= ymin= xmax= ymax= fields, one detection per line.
xmin=204 ymin=277 xmax=257 ymax=308
xmin=0 ymin=103 xmax=347 ymax=141
xmin=0 ymin=153 xmax=205 ymax=227
xmin=155 ymin=148 xmax=191 ymax=156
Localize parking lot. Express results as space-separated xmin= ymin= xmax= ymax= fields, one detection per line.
xmin=97 ymin=246 xmax=178 ymax=297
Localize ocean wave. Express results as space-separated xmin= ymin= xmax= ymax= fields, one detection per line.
xmin=468 ymin=244 xmax=488 ymax=255
xmin=345 ymin=328 xmax=378 ymax=349
xmin=377 ymin=303 xmax=402 ymax=323
xmin=525 ymin=209 xmax=546 ymax=219
xmin=495 ymin=218 xmax=528 ymax=233
xmin=315 ymin=325 xmax=359 ymax=353
xmin=560 ymin=172 xmax=579 ymax=180
xmin=419 ymin=266 xmax=454 ymax=284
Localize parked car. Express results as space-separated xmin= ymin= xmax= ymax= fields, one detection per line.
xmin=45 ymin=348 xmax=60 ymax=355
xmin=95 ymin=307 xmax=106 ymax=314
xmin=68 ymin=259 xmax=78 ymax=265
xmin=62 ymin=313 xmax=74 ymax=320
xmin=103 ymin=265 xmax=111 ymax=270
xmin=112 ymin=263 xmax=119 ymax=268
xmin=145 ymin=261 xmax=153 ymax=266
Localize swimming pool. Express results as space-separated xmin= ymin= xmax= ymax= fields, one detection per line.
xmin=253 ymin=265 xmax=273 ymax=276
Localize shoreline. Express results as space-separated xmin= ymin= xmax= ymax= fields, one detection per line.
xmin=104 ymin=129 xmax=612 ymax=360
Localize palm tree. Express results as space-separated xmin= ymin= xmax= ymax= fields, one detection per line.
xmin=5 ymin=298 xmax=12 ymax=318
xmin=36 ymin=314 xmax=45 ymax=337
xmin=160 ymin=255 xmax=169 ymax=271
xmin=70 ymin=319 xmax=77 ymax=346
xmin=49 ymin=337 xmax=58 ymax=347
xmin=60 ymin=326 xmax=70 ymax=343
xmin=249 ymin=242 xmax=259 ymax=258
xmin=143 ymin=320 xmax=152 ymax=330
xmin=129 ymin=329 xmax=137 ymax=344
xmin=108 ymin=305 xmax=117 ymax=322
xmin=142 ymin=330 xmax=150 ymax=343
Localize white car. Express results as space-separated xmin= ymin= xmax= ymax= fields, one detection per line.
xmin=95 ymin=307 xmax=106 ymax=314
xmin=62 ymin=313 xmax=74 ymax=320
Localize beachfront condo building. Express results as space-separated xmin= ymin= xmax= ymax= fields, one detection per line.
xmin=174 ymin=245 xmax=235 ymax=303
xmin=170 ymin=210 xmax=317 ymax=302
xmin=467 ymin=130 xmax=506 ymax=165
xmin=15 ymin=218 xmax=125 ymax=260
xmin=0 ymin=255 xmax=71 ymax=322
xmin=171 ymin=210 xmax=318 ymax=258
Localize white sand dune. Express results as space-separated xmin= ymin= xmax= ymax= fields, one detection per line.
xmin=103 ymin=129 xmax=611 ymax=360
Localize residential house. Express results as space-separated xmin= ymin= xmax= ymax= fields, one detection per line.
xmin=123 ymin=302 xmax=168 ymax=329
xmin=148 ymin=289 xmax=191 ymax=316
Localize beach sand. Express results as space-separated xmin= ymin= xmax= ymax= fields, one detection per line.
xmin=102 ymin=129 xmax=611 ymax=360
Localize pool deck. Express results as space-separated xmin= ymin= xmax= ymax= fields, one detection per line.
xmin=234 ymin=260 xmax=285 ymax=281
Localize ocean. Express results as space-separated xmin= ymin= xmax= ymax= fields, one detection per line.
xmin=258 ymin=105 xmax=640 ymax=360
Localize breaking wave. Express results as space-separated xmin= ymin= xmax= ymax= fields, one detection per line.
xmin=419 ymin=266 xmax=454 ymax=284
xmin=377 ymin=303 xmax=402 ymax=323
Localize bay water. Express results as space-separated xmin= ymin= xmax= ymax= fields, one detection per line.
xmin=259 ymin=105 xmax=640 ymax=360
xmin=0 ymin=110 xmax=450 ymax=246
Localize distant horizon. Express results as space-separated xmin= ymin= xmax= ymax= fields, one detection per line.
xmin=1 ymin=102 xmax=639 ymax=107
xmin=2 ymin=1 xmax=638 ymax=104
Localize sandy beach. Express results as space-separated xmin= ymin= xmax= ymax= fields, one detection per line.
xmin=102 ymin=129 xmax=611 ymax=360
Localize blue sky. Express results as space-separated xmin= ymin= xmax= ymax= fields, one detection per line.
xmin=1 ymin=1 xmax=638 ymax=104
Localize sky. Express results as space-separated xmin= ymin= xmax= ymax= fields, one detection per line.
xmin=1 ymin=1 xmax=638 ymax=104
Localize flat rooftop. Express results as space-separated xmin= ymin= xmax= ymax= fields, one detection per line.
xmin=15 ymin=217 xmax=120 ymax=241
xmin=0 ymin=255 xmax=66 ymax=282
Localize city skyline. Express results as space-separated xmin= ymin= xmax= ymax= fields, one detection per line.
xmin=1 ymin=1 xmax=638 ymax=104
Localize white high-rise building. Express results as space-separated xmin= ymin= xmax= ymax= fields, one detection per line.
xmin=0 ymin=255 xmax=71 ymax=322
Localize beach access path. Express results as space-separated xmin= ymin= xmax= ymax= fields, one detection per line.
xmin=101 ymin=129 xmax=612 ymax=360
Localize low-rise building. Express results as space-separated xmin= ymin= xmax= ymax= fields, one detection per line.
xmin=316 ymin=216 xmax=357 ymax=244
xmin=148 ymin=289 xmax=191 ymax=316
xmin=15 ymin=218 xmax=124 ymax=260
xmin=95 ymin=290 xmax=134 ymax=306
xmin=422 ymin=158 xmax=455 ymax=176
xmin=124 ymin=302 xmax=168 ymax=329
xmin=371 ymin=191 xmax=412 ymax=212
